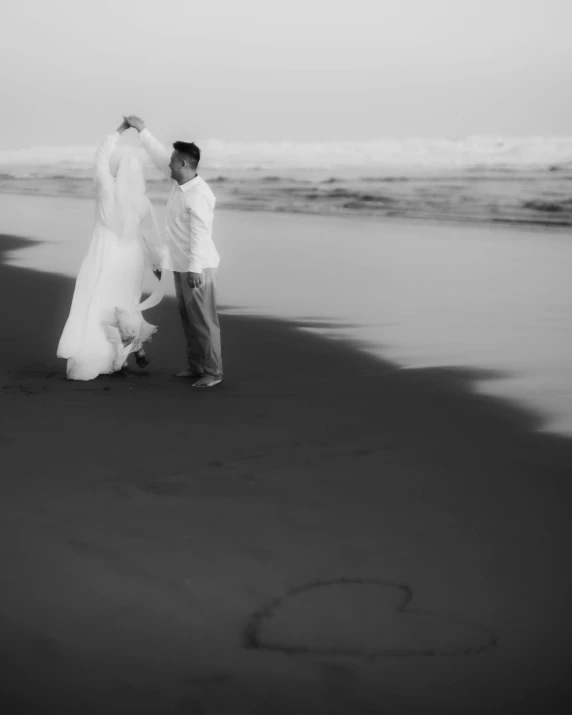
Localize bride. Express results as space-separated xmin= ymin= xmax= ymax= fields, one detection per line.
xmin=57 ymin=118 xmax=165 ymax=381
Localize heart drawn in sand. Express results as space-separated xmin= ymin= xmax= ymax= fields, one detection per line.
xmin=244 ymin=578 xmax=497 ymax=658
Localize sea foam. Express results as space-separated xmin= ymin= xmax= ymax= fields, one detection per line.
xmin=2 ymin=135 xmax=572 ymax=175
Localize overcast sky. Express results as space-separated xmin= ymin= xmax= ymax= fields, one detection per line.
xmin=1 ymin=0 xmax=571 ymax=148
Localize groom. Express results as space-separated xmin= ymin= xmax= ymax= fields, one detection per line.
xmin=125 ymin=115 xmax=223 ymax=388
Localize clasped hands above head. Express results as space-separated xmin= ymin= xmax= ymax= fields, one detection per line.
xmin=123 ymin=115 xmax=146 ymax=133
xmin=116 ymin=115 xmax=146 ymax=134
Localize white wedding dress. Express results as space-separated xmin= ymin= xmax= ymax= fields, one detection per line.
xmin=57 ymin=132 xmax=165 ymax=381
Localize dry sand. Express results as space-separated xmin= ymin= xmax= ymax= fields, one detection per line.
xmin=1 ymin=233 xmax=572 ymax=714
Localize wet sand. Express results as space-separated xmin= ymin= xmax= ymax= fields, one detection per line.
xmin=1 ymin=233 xmax=572 ymax=714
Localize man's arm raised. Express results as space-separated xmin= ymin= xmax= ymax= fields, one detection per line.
xmin=125 ymin=115 xmax=171 ymax=180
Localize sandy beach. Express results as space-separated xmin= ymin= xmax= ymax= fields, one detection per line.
xmin=4 ymin=0 xmax=572 ymax=710
xmin=4 ymin=192 xmax=572 ymax=437
xmin=1 ymin=230 xmax=572 ymax=714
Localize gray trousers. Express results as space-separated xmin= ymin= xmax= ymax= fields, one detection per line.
xmin=173 ymin=268 xmax=223 ymax=378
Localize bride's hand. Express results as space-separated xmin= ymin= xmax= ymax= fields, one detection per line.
xmin=125 ymin=115 xmax=146 ymax=133
xmin=117 ymin=118 xmax=130 ymax=134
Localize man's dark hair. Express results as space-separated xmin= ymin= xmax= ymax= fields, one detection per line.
xmin=173 ymin=141 xmax=201 ymax=167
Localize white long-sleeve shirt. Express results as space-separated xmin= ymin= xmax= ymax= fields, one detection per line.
xmin=138 ymin=128 xmax=219 ymax=274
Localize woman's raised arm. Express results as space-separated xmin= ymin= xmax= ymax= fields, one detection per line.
xmin=93 ymin=128 xmax=121 ymax=196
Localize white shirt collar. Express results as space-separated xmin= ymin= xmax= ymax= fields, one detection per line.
xmin=178 ymin=174 xmax=200 ymax=192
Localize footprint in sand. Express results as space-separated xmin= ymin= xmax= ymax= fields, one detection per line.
xmin=244 ymin=578 xmax=497 ymax=658
xmin=2 ymin=382 xmax=47 ymax=396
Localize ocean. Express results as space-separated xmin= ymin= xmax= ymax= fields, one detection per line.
xmin=1 ymin=135 xmax=571 ymax=436
xmin=2 ymin=134 xmax=572 ymax=227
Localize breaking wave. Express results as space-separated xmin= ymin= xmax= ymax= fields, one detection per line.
xmin=2 ymin=135 xmax=572 ymax=229
xmin=3 ymin=135 xmax=572 ymax=174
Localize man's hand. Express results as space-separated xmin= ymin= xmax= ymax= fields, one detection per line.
xmin=117 ymin=118 xmax=130 ymax=134
xmin=189 ymin=272 xmax=203 ymax=289
xmin=124 ymin=115 xmax=146 ymax=133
